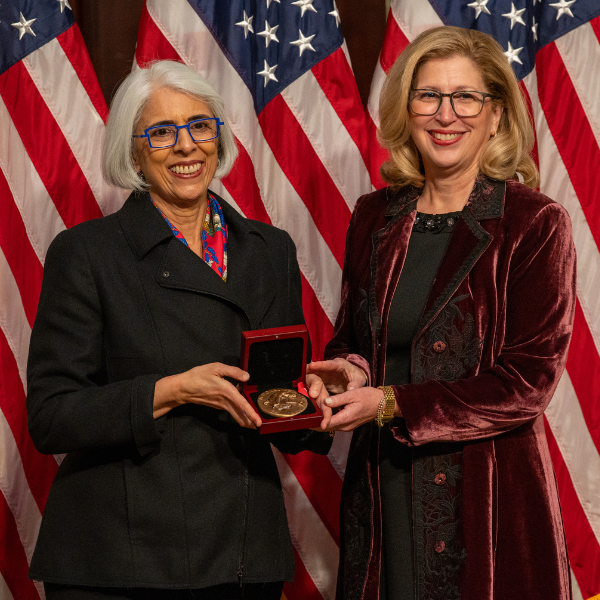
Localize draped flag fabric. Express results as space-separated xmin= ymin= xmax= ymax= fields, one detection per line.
xmin=1 ymin=0 xmax=600 ymax=599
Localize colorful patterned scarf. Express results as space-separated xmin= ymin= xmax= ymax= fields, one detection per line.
xmin=202 ymin=193 xmax=228 ymax=281
xmin=152 ymin=192 xmax=228 ymax=281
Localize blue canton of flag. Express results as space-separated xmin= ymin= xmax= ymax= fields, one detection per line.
xmin=0 ymin=0 xmax=74 ymax=75
xmin=431 ymin=0 xmax=600 ymax=79
xmin=189 ymin=0 xmax=343 ymax=113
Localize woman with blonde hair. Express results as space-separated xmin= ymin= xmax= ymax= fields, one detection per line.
xmin=309 ymin=26 xmax=575 ymax=600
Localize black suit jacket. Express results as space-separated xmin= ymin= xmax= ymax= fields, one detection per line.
xmin=27 ymin=191 xmax=329 ymax=589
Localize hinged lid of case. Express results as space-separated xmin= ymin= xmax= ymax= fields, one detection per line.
xmin=242 ymin=325 xmax=307 ymax=389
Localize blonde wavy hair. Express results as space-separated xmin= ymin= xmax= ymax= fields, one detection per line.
xmin=378 ymin=26 xmax=539 ymax=189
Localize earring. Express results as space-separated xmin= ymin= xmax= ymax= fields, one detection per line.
xmin=490 ymin=131 xmax=497 ymax=139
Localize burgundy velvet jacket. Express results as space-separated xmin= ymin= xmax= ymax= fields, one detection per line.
xmin=325 ymin=176 xmax=576 ymax=600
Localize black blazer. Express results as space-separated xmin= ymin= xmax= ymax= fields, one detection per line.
xmin=27 ymin=191 xmax=329 ymax=589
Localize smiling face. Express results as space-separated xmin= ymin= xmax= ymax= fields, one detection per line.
xmin=409 ymin=56 xmax=503 ymax=181
xmin=133 ymin=88 xmax=219 ymax=208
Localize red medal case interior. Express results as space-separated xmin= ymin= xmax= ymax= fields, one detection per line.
xmin=241 ymin=325 xmax=323 ymax=433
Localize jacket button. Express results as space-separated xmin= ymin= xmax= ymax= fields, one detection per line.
xmin=433 ymin=341 xmax=446 ymax=353
xmin=434 ymin=473 xmax=447 ymax=486
xmin=434 ymin=540 xmax=445 ymax=553
xmin=163 ymin=271 xmax=170 ymax=278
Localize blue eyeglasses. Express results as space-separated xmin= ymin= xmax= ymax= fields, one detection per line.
xmin=133 ymin=118 xmax=224 ymax=149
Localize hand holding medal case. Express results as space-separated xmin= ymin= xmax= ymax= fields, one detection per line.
xmin=240 ymin=325 xmax=323 ymax=433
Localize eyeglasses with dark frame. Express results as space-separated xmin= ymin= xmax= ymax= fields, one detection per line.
xmin=409 ymin=89 xmax=496 ymax=117
xmin=133 ymin=117 xmax=224 ymax=149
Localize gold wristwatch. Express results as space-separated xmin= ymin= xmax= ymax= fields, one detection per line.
xmin=376 ymin=386 xmax=395 ymax=427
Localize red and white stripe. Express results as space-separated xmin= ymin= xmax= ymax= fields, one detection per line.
xmin=524 ymin=21 xmax=600 ymax=597
xmin=0 ymin=22 xmax=126 ymax=600
xmin=366 ymin=3 xmax=600 ymax=597
xmin=367 ymin=0 xmax=442 ymax=133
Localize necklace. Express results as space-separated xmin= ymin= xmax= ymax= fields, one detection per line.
xmin=413 ymin=211 xmax=461 ymax=234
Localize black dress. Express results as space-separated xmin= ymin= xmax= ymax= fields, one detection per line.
xmin=379 ymin=211 xmax=459 ymax=600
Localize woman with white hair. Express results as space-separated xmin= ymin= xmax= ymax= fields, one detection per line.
xmin=26 ymin=60 xmax=330 ymax=600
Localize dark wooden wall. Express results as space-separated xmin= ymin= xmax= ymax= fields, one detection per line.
xmin=70 ymin=0 xmax=145 ymax=105
xmin=69 ymin=0 xmax=387 ymax=108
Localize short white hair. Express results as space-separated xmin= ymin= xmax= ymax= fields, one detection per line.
xmin=102 ymin=60 xmax=238 ymax=191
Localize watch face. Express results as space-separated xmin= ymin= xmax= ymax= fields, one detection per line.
xmin=257 ymin=388 xmax=308 ymax=417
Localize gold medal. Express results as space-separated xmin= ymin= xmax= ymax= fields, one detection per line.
xmin=257 ymin=388 xmax=308 ymax=417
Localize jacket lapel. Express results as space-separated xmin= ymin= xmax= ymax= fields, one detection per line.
xmin=369 ymin=176 xmax=505 ymax=345
xmin=370 ymin=187 xmax=419 ymax=343
xmin=415 ymin=176 xmax=505 ymax=335
xmin=118 ymin=191 xmax=275 ymax=329
xmin=118 ymin=191 xmax=174 ymax=258
xmin=220 ymin=206 xmax=277 ymax=328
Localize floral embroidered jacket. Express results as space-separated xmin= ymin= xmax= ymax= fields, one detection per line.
xmin=325 ymin=176 xmax=576 ymax=600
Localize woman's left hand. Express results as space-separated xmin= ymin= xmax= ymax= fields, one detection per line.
xmin=307 ymin=358 xmax=367 ymax=395
xmin=320 ymin=386 xmax=384 ymax=431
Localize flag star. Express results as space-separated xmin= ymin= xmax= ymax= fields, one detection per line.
xmin=549 ymin=0 xmax=576 ymax=19
xmin=531 ymin=16 xmax=538 ymax=41
xmin=467 ymin=0 xmax=491 ymax=18
xmin=502 ymin=3 xmax=526 ymax=29
xmin=292 ymin=0 xmax=318 ymax=17
xmin=57 ymin=0 xmax=72 ymax=12
xmin=504 ymin=41 xmax=524 ymax=65
xmin=291 ymin=29 xmax=316 ymax=56
xmin=266 ymin=0 xmax=280 ymax=7
xmin=257 ymin=20 xmax=279 ymax=47
xmin=257 ymin=60 xmax=278 ymax=87
xmin=11 ymin=12 xmax=36 ymax=40
xmin=236 ymin=11 xmax=254 ymax=39
xmin=329 ymin=1 xmax=341 ymax=27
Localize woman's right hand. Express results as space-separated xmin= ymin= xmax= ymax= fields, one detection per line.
xmin=306 ymin=358 xmax=367 ymax=395
xmin=153 ymin=363 xmax=262 ymax=429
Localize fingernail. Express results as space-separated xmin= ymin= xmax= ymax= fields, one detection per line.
xmin=348 ymin=386 xmax=354 ymax=390
xmin=325 ymin=398 xmax=333 ymax=405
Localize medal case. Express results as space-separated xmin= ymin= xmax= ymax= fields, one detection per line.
xmin=241 ymin=325 xmax=323 ymax=433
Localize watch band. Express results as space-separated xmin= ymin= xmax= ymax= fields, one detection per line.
xmin=376 ymin=386 xmax=396 ymax=427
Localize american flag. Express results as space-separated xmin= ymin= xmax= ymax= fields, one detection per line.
xmin=1 ymin=0 xmax=600 ymax=599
